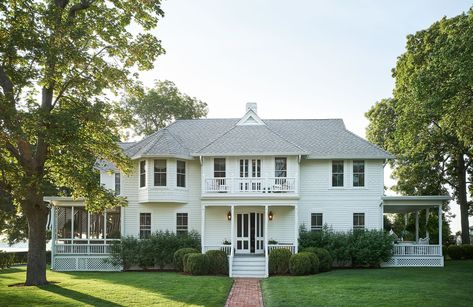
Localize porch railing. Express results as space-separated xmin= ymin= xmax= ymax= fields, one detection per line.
xmin=268 ymin=244 xmax=297 ymax=254
xmin=54 ymin=239 xmax=120 ymax=255
xmin=393 ymin=244 xmax=441 ymax=256
xmin=204 ymin=177 xmax=296 ymax=194
xmin=203 ymin=244 xmax=232 ymax=255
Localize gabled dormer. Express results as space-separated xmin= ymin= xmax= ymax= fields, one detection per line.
xmin=237 ymin=102 xmax=265 ymax=126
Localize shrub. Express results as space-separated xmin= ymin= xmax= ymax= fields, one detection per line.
xmin=442 ymin=245 xmax=448 ymax=257
xmin=302 ymin=247 xmax=332 ymax=272
xmin=448 ymin=245 xmax=463 ymax=260
xmin=351 ymin=230 xmax=394 ymax=267
xmin=186 ymin=253 xmax=209 ymax=275
xmin=107 ymin=236 xmax=139 ymax=270
xmin=269 ymin=248 xmax=292 ymax=275
xmin=174 ymin=248 xmax=200 ymax=272
xmin=461 ymin=245 xmax=473 ymax=260
xmin=205 ymin=250 xmax=228 ymax=275
xmin=289 ymin=253 xmax=312 ymax=275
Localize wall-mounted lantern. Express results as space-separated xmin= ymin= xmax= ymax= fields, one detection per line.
xmin=227 ymin=211 xmax=232 ymax=221
xmin=268 ymin=211 xmax=273 ymax=221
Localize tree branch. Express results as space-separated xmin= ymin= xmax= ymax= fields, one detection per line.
xmin=0 ymin=65 xmax=15 ymax=104
xmin=69 ymin=0 xmax=95 ymax=18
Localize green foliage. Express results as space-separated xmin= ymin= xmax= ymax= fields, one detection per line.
xmin=122 ymin=80 xmax=208 ymax=136
xmin=351 ymin=230 xmax=394 ymax=267
xmin=366 ymin=11 xmax=473 ymax=244
xmin=108 ymin=231 xmax=201 ymax=270
xmin=461 ymin=245 xmax=473 ymax=259
xmin=302 ymin=247 xmax=332 ymax=272
xmin=186 ymin=254 xmax=209 ymax=276
xmin=205 ymin=250 xmax=229 ymax=275
xmin=289 ymin=253 xmax=313 ymax=275
xmin=183 ymin=252 xmax=197 ymax=273
xmin=269 ymin=248 xmax=292 ymax=275
xmin=174 ymin=248 xmax=200 ymax=272
xmin=447 ymin=245 xmax=464 ymax=260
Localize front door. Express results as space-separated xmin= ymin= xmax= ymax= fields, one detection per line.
xmin=236 ymin=212 xmax=264 ymax=254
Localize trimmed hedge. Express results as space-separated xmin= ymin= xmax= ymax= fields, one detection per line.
xmin=269 ymin=248 xmax=292 ymax=275
xmin=186 ymin=253 xmax=209 ymax=275
xmin=183 ymin=252 xmax=197 ymax=273
xmin=289 ymin=253 xmax=313 ymax=275
xmin=461 ymin=245 xmax=473 ymax=259
xmin=174 ymin=248 xmax=200 ymax=272
xmin=205 ymin=250 xmax=228 ymax=275
xmin=448 ymin=245 xmax=463 ymax=260
xmin=302 ymin=247 xmax=332 ymax=272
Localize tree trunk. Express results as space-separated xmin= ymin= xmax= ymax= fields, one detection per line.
xmin=457 ymin=153 xmax=470 ymax=245
xmin=24 ymin=193 xmax=49 ymax=286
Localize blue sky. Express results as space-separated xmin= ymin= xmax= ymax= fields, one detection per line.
xmin=141 ymin=0 xmax=472 ymax=232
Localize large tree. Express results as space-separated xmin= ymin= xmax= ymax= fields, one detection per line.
xmin=0 ymin=1 xmax=164 ymax=285
xmin=366 ymin=11 xmax=473 ymax=244
xmin=122 ymin=80 xmax=208 ymax=136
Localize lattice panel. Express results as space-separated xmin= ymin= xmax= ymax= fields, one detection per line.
xmin=381 ymin=257 xmax=443 ymax=267
xmin=54 ymin=256 xmax=122 ymax=272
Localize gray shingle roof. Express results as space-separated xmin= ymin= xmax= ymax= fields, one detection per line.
xmin=124 ymin=118 xmax=393 ymax=160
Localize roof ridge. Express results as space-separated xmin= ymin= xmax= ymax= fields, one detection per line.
xmin=262 ymin=123 xmax=308 ymax=153
xmin=342 ymin=128 xmax=394 ymax=158
xmin=195 ymin=124 xmax=238 ymax=153
xmin=165 ymin=126 xmax=191 ymax=153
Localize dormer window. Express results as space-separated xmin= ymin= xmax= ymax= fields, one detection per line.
xmin=139 ymin=161 xmax=146 ymax=188
xmin=154 ymin=159 xmax=167 ymax=186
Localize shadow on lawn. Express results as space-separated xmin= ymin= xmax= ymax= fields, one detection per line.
xmin=40 ymin=284 xmax=121 ymax=307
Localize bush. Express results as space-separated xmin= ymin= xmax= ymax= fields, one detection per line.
xmin=174 ymin=248 xmax=200 ymax=272
xmin=205 ymin=250 xmax=228 ymax=275
xmin=302 ymin=247 xmax=332 ymax=272
xmin=289 ymin=253 xmax=313 ymax=275
xmin=442 ymin=245 xmax=448 ymax=257
xmin=448 ymin=245 xmax=464 ymax=260
xmin=182 ymin=252 xmax=197 ymax=273
xmin=269 ymin=248 xmax=292 ymax=275
xmin=461 ymin=245 xmax=473 ymax=260
xmin=108 ymin=236 xmax=139 ymax=270
xmin=186 ymin=253 xmax=209 ymax=275
xmin=351 ymin=230 xmax=394 ymax=267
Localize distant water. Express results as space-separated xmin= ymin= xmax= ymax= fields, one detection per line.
xmin=0 ymin=241 xmax=51 ymax=253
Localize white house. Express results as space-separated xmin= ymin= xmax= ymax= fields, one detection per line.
xmin=45 ymin=103 xmax=449 ymax=277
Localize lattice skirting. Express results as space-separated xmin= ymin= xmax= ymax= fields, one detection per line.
xmin=381 ymin=256 xmax=444 ymax=267
xmin=53 ymin=256 xmax=122 ymax=271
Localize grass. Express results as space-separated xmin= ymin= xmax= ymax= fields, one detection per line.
xmin=0 ymin=267 xmax=233 ymax=306
xmin=262 ymin=260 xmax=473 ymax=307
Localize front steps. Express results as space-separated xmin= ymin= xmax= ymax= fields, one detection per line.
xmin=231 ymin=255 xmax=266 ymax=278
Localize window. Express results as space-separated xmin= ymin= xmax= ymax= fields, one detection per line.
xmin=114 ymin=172 xmax=121 ymax=195
xmin=140 ymin=213 xmax=151 ymax=239
xmin=353 ymin=213 xmax=365 ymax=230
xmin=332 ymin=160 xmax=344 ymax=187
xmin=139 ymin=160 xmax=146 ymax=188
xmin=154 ymin=159 xmax=167 ymax=186
xmin=252 ymin=159 xmax=261 ymax=178
xmin=73 ymin=207 xmax=88 ymax=239
xmin=240 ymin=159 xmax=249 ymax=178
xmin=275 ymin=157 xmax=287 ymax=177
xmin=353 ymin=160 xmax=365 ymax=187
xmin=214 ymin=158 xmax=226 ymax=178
xmin=176 ymin=213 xmax=188 ymax=235
xmin=177 ymin=160 xmax=186 ymax=187
xmin=311 ymin=213 xmax=323 ymax=231
xmin=106 ymin=207 xmax=121 ymax=239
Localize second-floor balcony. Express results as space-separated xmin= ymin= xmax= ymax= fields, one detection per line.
xmin=204 ymin=177 xmax=297 ymax=194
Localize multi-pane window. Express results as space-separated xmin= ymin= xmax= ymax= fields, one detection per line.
xmin=214 ymin=158 xmax=226 ymax=178
xmin=240 ymin=159 xmax=249 ymax=177
xmin=252 ymin=159 xmax=261 ymax=178
xmin=177 ymin=160 xmax=186 ymax=187
xmin=332 ymin=160 xmax=344 ymax=187
xmin=154 ymin=159 xmax=167 ymax=186
xmin=353 ymin=213 xmax=365 ymax=230
xmin=114 ymin=172 xmax=121 ymax=195
xmin=275 ymin=157 xmax=287 ymax=177
xmin=353 ymin=160 xmax=365 ymax=187
xmin=140 ymin=213 xmax=151 ymax=239
xmin=176 ymin=213 xmax=188 ymax=235
xmin=311 ymin=213 xmax=323 ymax=231
xmin=139 ymin=160 xmax=146 ymax=188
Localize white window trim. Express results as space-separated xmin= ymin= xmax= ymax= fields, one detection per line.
xmin=153 ymin=159 xmax=167 ymax=187
xmin=176 ymin=160 xmax=187 ymax=189
xmin=176 ymin=212 xmax=189 ymax=235
xmin=139 ymin=160 xmax=147 ymax=189
xmin=352 ymin=160 xmax=366 ymax=188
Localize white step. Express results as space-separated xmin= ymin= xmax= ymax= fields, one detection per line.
xmin=231 ymin=256 xmax=266 ymax=278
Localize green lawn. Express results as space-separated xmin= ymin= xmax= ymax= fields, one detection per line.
xmin=262 ymin=260 xmax=473 ymax=307
xmin=0 ymin=267 xmax=233 ymax=306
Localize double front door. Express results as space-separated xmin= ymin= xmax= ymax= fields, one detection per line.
xmin=236 ymin=212 xmax=264 ymax=254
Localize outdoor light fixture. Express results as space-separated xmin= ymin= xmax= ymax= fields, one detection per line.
xmin=268 ymin=211 xmax=273 ymax=221
xmin=227 ymin=211 xmax=232 ymax=221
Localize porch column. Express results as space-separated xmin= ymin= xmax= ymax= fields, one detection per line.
xmin=264 ymin=205 xmax=269 ymax=277
xmin=294 ymin=205 xmax=298 ymax=253
xmin=426 ymin=208 xmax=430 ymax=238
xmin=438 ymin=205 xmax=442 ymax=249
xmin=415 ymin=211 xmax=419 ymax=243
xmin=201 ymin=206 xmax=205 ymax=253
xmin=230 ymin=205 xmax=235 ymax=257
xmin=51 ymin=205 xmax=56 ymax=270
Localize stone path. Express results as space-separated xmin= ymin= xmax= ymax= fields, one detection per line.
xmin=225 ymin=278 xmax=264 ymax=307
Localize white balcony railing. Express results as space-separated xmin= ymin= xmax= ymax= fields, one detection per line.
xmin=204 ymin=177 xmax=296 ymax=194
xmin=203 ymin=244 xmax=232 ymax=255
xmin=393 ymin=244 xmax=441 ymax=256
xmin=55 ymin=239 xmax=120 ymax=255
xmin=268 ymin=244 xmax=297 ymax=254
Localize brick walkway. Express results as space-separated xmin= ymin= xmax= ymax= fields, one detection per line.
xmin=225 ymin=278 xmax=263 ymax=307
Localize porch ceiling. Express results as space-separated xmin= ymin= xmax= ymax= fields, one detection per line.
xmin=382 ymin=195 xmax=451 ymax=214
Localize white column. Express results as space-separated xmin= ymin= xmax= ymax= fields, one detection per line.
xmin=415 ymin=211 xmax=419 ymax=243
xmin=50 ymin=205 xmax=56 ymax=270
xmin=264 ymin=205 xmax=269 ymax=277
xmin=426 ymin=208 xmax=430 ymax=238
xmin=438 ymin=205 xmax=442 ymax=250
xmin=201 ymin=205 xmax=205 ymax=253
xmin=294 ymin=205 xmax=298 ymax=253
xmin=230 ymin=205 xmax=235 ymax=257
